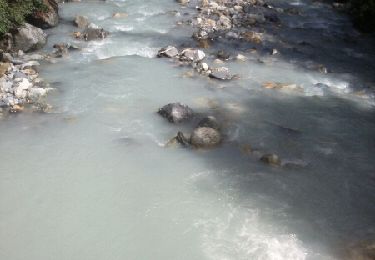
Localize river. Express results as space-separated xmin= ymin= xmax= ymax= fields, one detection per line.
xmin=0 ymin=0 xmax=374 ymax=259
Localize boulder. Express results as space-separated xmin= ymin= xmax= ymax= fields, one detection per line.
xmin=209 ymin=67 xmax=234 ymax=80
xmin=80 ymin=27 xmax=109 ymax=41
xmin=13 ymin=23 xmax=47 ymax=52
xmin=157 ymin=46 xmax=179 ymax=58
xmin=180 ymin=48 xmax=205 ymax=62
xmin=74 ymin=15 xmax=89 ymax=29
xmin=28 ymin=0 xmax=59 ymax=29
xmin=190 ymin=127 xmax=222 ymax=148
xmin=158 ymin=103 xmax=193 ymax=123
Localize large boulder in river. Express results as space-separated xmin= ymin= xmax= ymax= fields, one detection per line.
xmin=158 ymin=103 xmax=193 ymax=123
xmin=28 ymin=0 xmax=59 ymax=29
xmin=13 ymin=23 xmax=47 ymax=52
xmin=190 ymin=127 xmax=222 ymax=148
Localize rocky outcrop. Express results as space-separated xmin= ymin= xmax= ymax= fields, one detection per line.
xmin=28 ymin=0 xmax=59 ymax=29
xmin=13 ymin=23 xmax=47 ymax=52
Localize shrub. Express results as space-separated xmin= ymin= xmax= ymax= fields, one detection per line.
xmin=349 ymin=0 xmax=375 ymax=32
xmin=0 ymin=0 xmax=47 ymax=37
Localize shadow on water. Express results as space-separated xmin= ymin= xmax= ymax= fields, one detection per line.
xmin=184 ymin=89 xmax=375 ymax=256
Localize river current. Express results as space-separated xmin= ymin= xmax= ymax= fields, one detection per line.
xmin=0 ymin=0 xmax=374 ymax=259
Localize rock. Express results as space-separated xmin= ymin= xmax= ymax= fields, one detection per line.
xmin=343 ymin=240 xmax=375 ymax=260
xmin=9 ymin=104 xmax=24 ymax=113
xmin=157 ymin=46 xmax=179 ymax=58
xmin=112 ymin=13 xmax=128 ymax=19
xmin=262 ymin=82 xmax=299 ymax=90
xmin=13 ymin=23 xmax=47 ymax=52
xmin=28 ymin=0 xmax=59 ymax=29
xmin=217 ymin=50 xmax=230 ymax=60
xmin=158 ymin=103 xmax=193 ymax=123
xmin=80 ymin=27 xmax=109 ymax=41
xmin=241 ymin=31 xmax=262 ymax=44
xmin=176 ymin=0 xmax=189 ymax=5
xmin=260 ymin=154 xmax=281 ymax=166
xmin=1 ymin=52 xmax=13 ymax=63
xmin=197 ymin=116 xmax=220 ymax=130
xmin=236 ymin=54 xmax=247 ymax=61
xmin=180 ymin=48 xmax=205 ymax=62
xmin=0 ymin=63 xmax=11 ymax=77
xmin=74 ymin=15 xmax=89 ymax=29
xmin=190 ymin=127 xmax=221 ymax=148
xmin=166 ymin=131 xmax=191 ymax=147
xmin=209 ymin=67 xmax=234 ymax=80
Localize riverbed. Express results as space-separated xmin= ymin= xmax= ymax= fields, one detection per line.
xmin=0 ymin=0 xmax=374 ymax=259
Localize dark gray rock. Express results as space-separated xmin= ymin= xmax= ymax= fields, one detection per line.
xmin=158 ymin=103 xmax=193 ymax=123
xmin=197 ymin=116 xmax=220 ymax=130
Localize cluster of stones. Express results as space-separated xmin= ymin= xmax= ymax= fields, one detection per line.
xmin=0 ymin=51 xmax=53 ymax=118
xmin=158 ymin=102 xmax=223 ymax=149
xmin=157 ymin=102 xmax=284 ymax=167
xmin=157 ymin=46 xmax=236 ymax=80
xmin=72 ymin=16 xmax=109 ymax=41
xmin=182 ymin=0 xmax=284 ymax=44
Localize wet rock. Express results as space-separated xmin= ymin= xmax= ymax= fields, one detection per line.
xmin=74 ymin=15 xmax=89 ymax=29
xmin=76 ymin=26 xmax=109 ymax=41
xmin=166 ymin=131 xmax=191 ymax=147
xmin=236 ymin=54 xmax=247 ymax=62
xmin=260 ymin=154 xmax=281 ymax=166
xmin=216 ymin=50 xmax=230 ymax=60
xmin=158 ymin=103 xmax=194 ymax=123
xmin=112 ymin=13 xmax=128 ymax=19
xmin=28 ymin=0 xmax=59 ymax=29
xmin=13 ymin=23 xmax=47 ymax=52
xmin=241 ymin=31 xmax=263 ymax=44
xmin=157 ymin=46 xmax=179 ymax=58
xmin=197 ymin=116 xmax=220 ymax=130
xmin=209 ymin=67 xmax=235 ymax=80
xmin=176 ymin=0 xmax=189 ymax=5
xmin=262 ymin=82 xmax=299 ymax=90
xmin=343 ymin=240 xmax=375 ymax=260
xmin=180 ymin=48 xmax=206 ymax=63
xmin=190 ymin=127 xmax=222 ymax=148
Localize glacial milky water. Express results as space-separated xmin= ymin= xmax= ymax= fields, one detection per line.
xmin=1 ymin=1 xmax=375 ymax=259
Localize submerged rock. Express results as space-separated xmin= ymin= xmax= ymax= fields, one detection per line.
xmin=190 ymin=127 xmax=221 ymax=148
xmin=74 ymin=15 xmax=89 ymax=29
xmin=158 ymin=103 xmax=194 ymax=123
xmin=260 ymin=154 xmax=281 ymax=166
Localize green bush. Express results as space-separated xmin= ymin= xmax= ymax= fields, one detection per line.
xmin=349 ymin=0 xmax=375 ymax=32
xmin=0 ymin=0 xmax=47 ymax=37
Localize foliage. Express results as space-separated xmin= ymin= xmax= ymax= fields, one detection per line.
xmin=0 ymin=0 xmax=47 ymax=37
